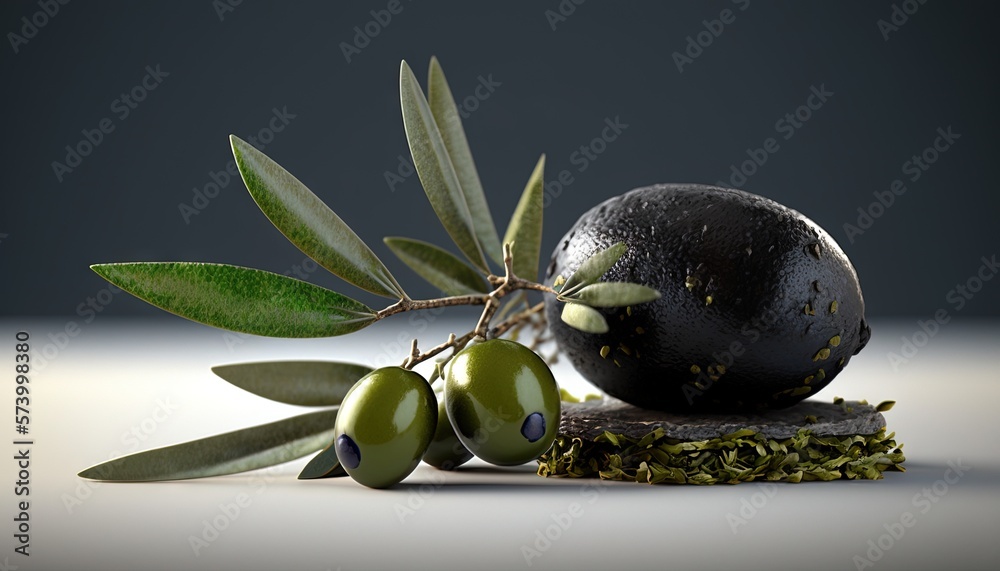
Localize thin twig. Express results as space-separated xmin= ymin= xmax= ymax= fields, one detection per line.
xmin=400 ymin=300 xmax=546 ymax=370
xmin=490 ymin=301 xmax=545 ymax=338
xmin=387 ymin=242 xmax=560 ymax=369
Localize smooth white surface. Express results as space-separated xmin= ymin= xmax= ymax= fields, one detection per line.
xmin=1 ymin=317 xmax=998 ymax=570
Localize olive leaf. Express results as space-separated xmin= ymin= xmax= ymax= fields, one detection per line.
xmin=298 ymin=441 xmax=349 ymax=479
xmin=399 ymin=60 xmax=488 ymax=273
xmin=876 ymin=400 xmax=896 ymax=412
xmin=231 ymin=135 xmax=405 ymax=300
xmin=561 ymin=242 xmax=628 ymax=296
xmin=562 ymin=282 xmax=661 ymax=307
xmin=428 ymin=57 xmax=503 ymax=267
xmin=78 ymin=408 xmax=339 ymax=482
xmin=91 ymin=262 xmax=376 ymax=338
xmin=384 ymin=237 xmax=489 ymax=296
xmin=211 ymin=361 xmax=373 ymax=406
xmin=503 ymin=155 xmax=546 ymax=282
xmin=560 ymin=302 xmax=609 ymax=334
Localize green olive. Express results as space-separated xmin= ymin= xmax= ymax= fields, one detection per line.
xmin=334 ymin=367 xmax=436 ymax=489
xmin=445 ymin=339 xmax=561 ymax=466
xmin=422 ymin=393 xmax=474 ymax=470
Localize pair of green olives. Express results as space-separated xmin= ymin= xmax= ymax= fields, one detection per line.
xmin=333 ymin=339 xmax=561 ymax=488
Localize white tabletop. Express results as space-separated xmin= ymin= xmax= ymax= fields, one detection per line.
xmin=2 ymin=317 xmax=997 ymax=570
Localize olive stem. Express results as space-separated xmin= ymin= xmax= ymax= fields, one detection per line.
xmin=392 ymin=243 xmax=556 ymax=370
xmin=402 ymin=331 xmax=474 ymax=370
xmin=490 ymin=302 xmax=545 ymax=338
xmin=374 ymin=243 xmax=558 ymax=323
xmin=399 ymin=303 xmax=547 ymax=370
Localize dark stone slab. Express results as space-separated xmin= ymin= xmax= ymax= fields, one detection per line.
xmin=560 ymin=397 xmax=886 ymax=441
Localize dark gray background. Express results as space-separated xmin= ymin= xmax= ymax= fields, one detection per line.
xmin=1 ymin=0 xmax=997 ymax=318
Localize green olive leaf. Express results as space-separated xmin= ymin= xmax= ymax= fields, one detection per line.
xmin=91 ymin=262 xmax=376 ymax=338
xmin=502 ymin=155 xmax=545 ymax=282
xmin=298 ymin=441 xmax=349 ymax=479
xmin=876 ymin=400 xmax=896 ymax=412
xmin=428 ymin=57 xmax=503 ymax=267
xmin=78 ymin=408 xmax=339 ymax=482
xmin=560 ymin=302 xmax=609 ymax=334
xmin=211 ymin=361 xmax=373 ymax=406
xmin=563 ymin=282 xmax=661 ymax=308
xmin=399 ymin=60 xmax=488 ymax=273
xmin=561 ymin=242 xmax=628 ymax=296
xmin=231 ymin=135 xmax=405 ymax=299
xmin=384 ymin=237 xmax=489 ymax=296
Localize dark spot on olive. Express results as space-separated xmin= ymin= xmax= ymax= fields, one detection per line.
xmin=562 ymin=240 xmax=569 ymax=251
xmin=808 ymin=243 xmax=822 ymax=259
xmin=856 ymin=319 xmax=871 ymax=354
xmin=545 ymin=259 xmax=557 ymax=279
xmin=336 ymin=434 xmax=361 ymax=469
xmin=521 ymin=412 xmax=546 ymax=443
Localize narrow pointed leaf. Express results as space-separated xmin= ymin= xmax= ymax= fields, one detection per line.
xmin=78 ymin=409 xmax=339 ymax=482
xmin=399 ymin=60 xmax=488 ymax=272
xmin=230 ymin=135 xmax=405 ymax=299
xmin=212 ymin=361 xmax=372 ymax=406
xmin=298 ymin=443 xmax=348 ymax=479
xmin=560 ymin=302 xmax=609 ymax=334
xmin=564 ymin=282 xmax=661 ymax=307
xmin=384 ymin=237 xmax=488 ymax=296
xmin=91 ymin=262 xmax=376 ymax=338
xmin=503 ymin=155 xmax=545 ymax=281
xmin=428 ymin=57 xmax=503 ymax=266
xmin=561 ymin=242 xmax=628 ymax=295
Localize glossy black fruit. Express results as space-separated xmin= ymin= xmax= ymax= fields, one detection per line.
xmin=445 ymin=339 xmax=560 ymax=466
xmin=545 ymin=184 xmax=870 ymax=412
xmin=333 ymin=367 xmax=436 ymax=488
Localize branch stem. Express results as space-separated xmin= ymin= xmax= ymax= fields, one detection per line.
xmin=391 ymin=243 xmax=556 ymax=370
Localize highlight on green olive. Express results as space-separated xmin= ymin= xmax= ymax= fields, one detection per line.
xmin=333 ymin=367 xmax=436 ymax=489
xmin=445 ymin=339 xmax=561 ymax=466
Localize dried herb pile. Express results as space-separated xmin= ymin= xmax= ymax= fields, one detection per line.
xmin=538 ymin=399 xmax=905 ymax=484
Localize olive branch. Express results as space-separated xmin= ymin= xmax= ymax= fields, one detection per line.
xmin=79 ymin=58 xmax=659 ymax=483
